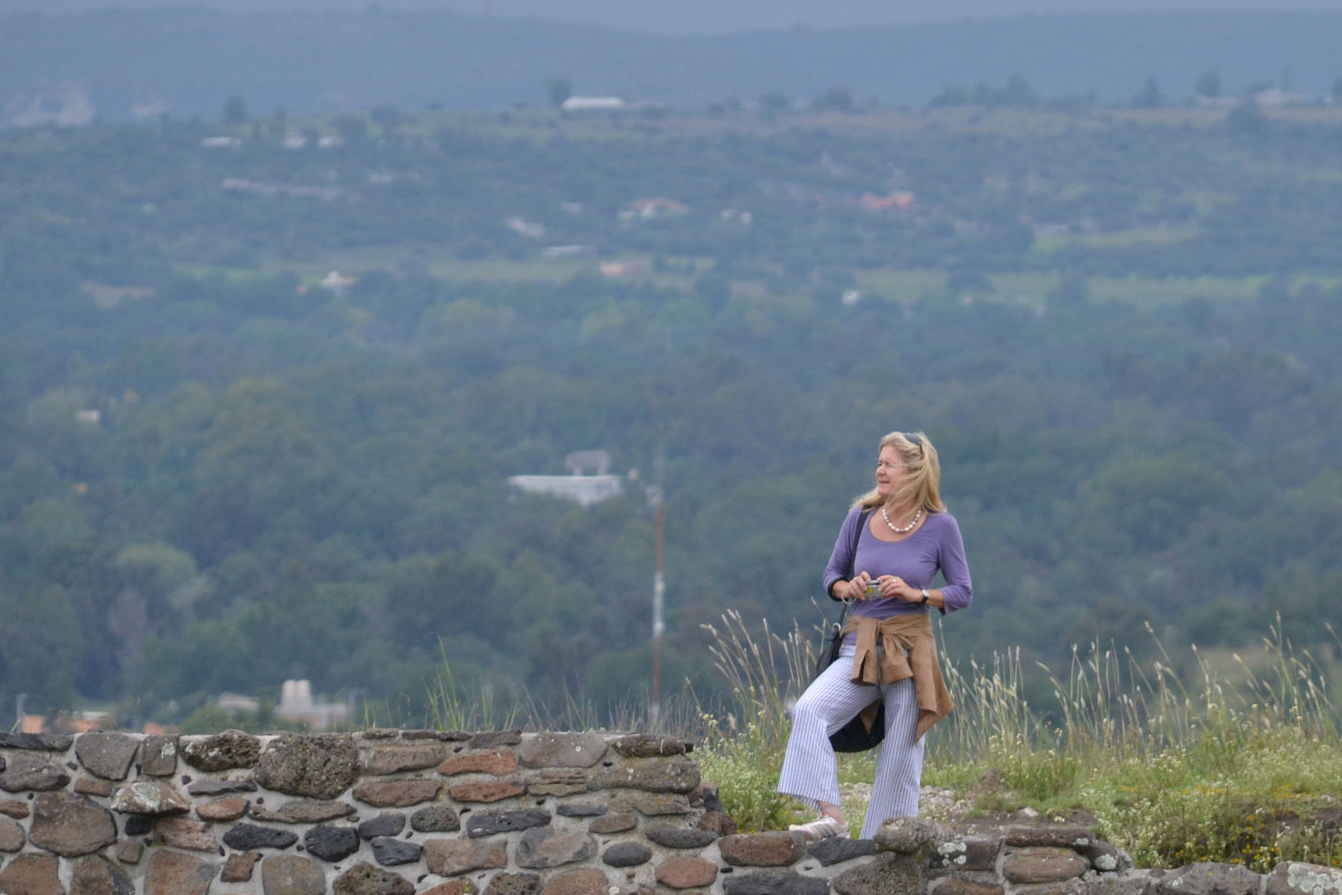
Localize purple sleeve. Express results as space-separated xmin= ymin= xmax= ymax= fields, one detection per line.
xmin=937 ymin=515 xmax=973 ymax=614
xmin=822 ymin=507 xmax=864 ymax=597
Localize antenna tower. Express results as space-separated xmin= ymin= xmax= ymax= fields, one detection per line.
xmin=650 ymin=446 xmax=665 ymax=727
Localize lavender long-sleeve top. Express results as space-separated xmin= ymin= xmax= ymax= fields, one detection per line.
xmin=823 ymin=507 xmax=973 ymax=621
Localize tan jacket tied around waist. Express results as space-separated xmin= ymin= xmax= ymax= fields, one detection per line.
xmin=841 ymin=610 xmax=954 ymax=741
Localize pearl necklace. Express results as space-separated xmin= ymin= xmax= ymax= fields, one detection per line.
xmin=882 ymin=506 xmax=922 ymax=534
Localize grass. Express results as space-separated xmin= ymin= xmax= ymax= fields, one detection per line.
xmin=691 ymin=611 xmax=1342 ymax=870
xmin=855 ymin=267 xmax=1341 ymax=312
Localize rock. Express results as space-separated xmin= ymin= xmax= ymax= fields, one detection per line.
xmin=718 ymin=831 xmax=807 ymax=867
xmin=601 ymin=841 xmax=652 ymax=867
xmin=610 ymin=734 xmax=686 ymax=758
xmin=370 ymin=835 xmax=423 ymax=865
xmin=410 ymin=804 xmax=461 ymax=832
xmin=611 ymin=793 xmax=693 ymax=816
xmin=540 ymin=867 xmax=612 ymax=895
xmin=468 ymin=731 xmax=523 ymax=750
xmin=143 ymin=848 xmax=216 ymax=895
xmin=518 ymin=732 xmax=609 ymax=769
xmin=516 ymin=827 xmax=598 ymax=868
xmin=255 ymin=733 xmax=360 ymax=799
xmin=644 ymin=824 xmax=718 ymax=848
xmin=28 ymin=793 xmax=118 ymax=856
xmin=466 ymin=808 xmax=552 ymax=837
xmin=449 ymin=781 xmax=526 ymax=803
xmin=699 ymin=810 xmax=738 ymax=836
xmin=1084 ymin=839 xmax=1129 ymax=873
xmin=1154 ymin=862 xmax=1263 ymax=895
xmin=929 ymin=837 xmax=999 ymax=872
xmin=250 ymin=799 xmax=358 ymax=823
xmin=1002 ymin=847 xmax=1090 ymax=884
xmin=520 ymin=768 xmax=588 ymax=797
xmin=556 ymin=803 xmax=607 ymax=818
xmin=261 ymin=854 xmax=327 ymax=895
xmin=358 ymin=812 xmax=407 ymax=839
xmin=587 ymin=756 xmax=700 ymax=794
xmin=655 ymin=855 xmax=718 ymax=888
xmin=332 ymin=861 xmax=416 ymax=895
xmin=304 ymin=823 xmax=361 ymax=862
xmin=109 ymin=780 xmax=190 ymax=815
xmin=71 ymin=854 xmax=135 ymax=895
xmin=362 ymin=743 xmax=446 ymax=775
xmin=0 ymin=854 xmax=62 ymax=895
xmin=834 ymin=853 xmax=922 ymax=895
xmin=75 ymin=732 xmax=140 ymax=781
xmin=75 ymin=776 xmax=116 ymax=797
xmin=874 ymin=816 xmax=947 ymax=853
xmin=180 ymin=729 xmax=261 ymax=771
xmin=139 ymin=734 xmax=178 ymax=776
xmin=221 ymin=822 xmax=300 ymax=850
xmin=439 ymin=750 xmax=518 ymax=776
xmin=0 ymin=733 xmax=72 ymax=751
xmin=722 ymin=869 xmax=831 ymax=895
xmin=424 ymin=837 xmax=509 ymax=876
xmin=589 ymin=812 xmax=637 ymax=834
xmin=221 ymin=851 xmax=263 ymax=883
xmin=0 ymin=799 xmax=29 ymax=819
xmin=420 ymin=881 xmax=478 ymax=895
xmin=1268 ymin=862 xmax=1342 ymax=895
xmin=1005 ymin=825 xmax=1096 ymax=848
xmin=186 ymin=778 xmax=257 ymax=795
xmin=808 ymin=835 xmax=878 ymax=866
xmin=930 ymin=879 xmax=1005 ymax=895
xmin=352 ymin=778 xmax=442 ymax=807
xmin=196 ymin=795 xmax=249 ymax=821
xmin=480 ymin=871 xmax=541 ymax=895
xmin=115 ymin=839 xmax=144 ymax=865
xmin=0 ymin=816 xmax=25 ymax=852
xmin=153 ymin=816 xmax=216 ymax=851
xmin=0 ymin=753 xmax=71 ymax=792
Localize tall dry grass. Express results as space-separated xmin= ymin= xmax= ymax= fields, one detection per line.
xmin=694 ymin=610 xmax=1342 ymax=869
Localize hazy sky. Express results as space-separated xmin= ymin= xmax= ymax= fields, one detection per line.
xmin=11 ymin=0 xmax=1342 ymax=33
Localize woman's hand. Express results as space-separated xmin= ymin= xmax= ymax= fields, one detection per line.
xmin=883 ymin=576 xmax=921 ymax=602
xmin=840 ymin=572 xmax=879 ymax=601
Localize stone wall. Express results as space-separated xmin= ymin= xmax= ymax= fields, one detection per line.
xmin=3 ymin=729 xmax=1342 ymax=895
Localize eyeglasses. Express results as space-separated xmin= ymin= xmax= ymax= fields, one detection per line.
xmin=904 ymin=432 xmax=923 ymax=447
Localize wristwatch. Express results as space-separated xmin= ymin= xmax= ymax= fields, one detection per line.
xmin=919 ymin=588 xmax=930 ymax=605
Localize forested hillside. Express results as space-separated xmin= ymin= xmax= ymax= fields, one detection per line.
xmin=2 ymin=100 xmax=1341 ymax=730
xmin=3 ymin=7 xmax=1342 ymax=124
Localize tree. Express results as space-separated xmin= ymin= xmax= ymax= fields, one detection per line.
xmin=1195 ymin=70 xmax=1222 ymax=99
xmin=812 ymin=87 xmax=855 ymax=113
xmin=333 ymin=113 xmax=369 ymax=146
xmin=998 ymin=73 xmax=1038 ymax=108
xmin=1132 ymin=77 xmax=1165 ymax=109
xmin=223 ymin=95 xmax=248 ymax=125
xmin=546 ymin=76 xmax=573 ymax=108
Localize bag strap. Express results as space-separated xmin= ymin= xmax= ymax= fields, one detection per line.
xmin=830 ymin=508 xmax=873 ymax=602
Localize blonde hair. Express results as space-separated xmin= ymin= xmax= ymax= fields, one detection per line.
xmin=853 ymin=430 xmax=946 ymax=513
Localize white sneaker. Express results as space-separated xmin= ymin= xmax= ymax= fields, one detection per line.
xmin=788 ymin=815 xmax=847 ymax=841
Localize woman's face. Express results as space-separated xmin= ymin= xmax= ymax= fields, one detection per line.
xmin=875 ymin=444 xmax=905 ymax=501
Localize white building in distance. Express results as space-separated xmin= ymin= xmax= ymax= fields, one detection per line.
xmin=508 ymin=450 xmax=623 ymax=507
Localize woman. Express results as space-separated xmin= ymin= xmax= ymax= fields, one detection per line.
xmin=777 ymin=430 xmax=973 ymax=840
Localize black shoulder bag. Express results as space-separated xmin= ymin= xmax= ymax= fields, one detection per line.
xmin=814 ymin=508 xmax=886 ymax=752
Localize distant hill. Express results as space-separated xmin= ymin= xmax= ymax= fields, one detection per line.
xmin=2 ymin=7 xmax=1340 ymax=124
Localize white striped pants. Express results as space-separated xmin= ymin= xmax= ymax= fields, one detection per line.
xmin=776 ymin=642 xmax=924 ymax=840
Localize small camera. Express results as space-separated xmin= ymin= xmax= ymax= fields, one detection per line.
xmin=863 ymin=580 xmax=881 ymax=597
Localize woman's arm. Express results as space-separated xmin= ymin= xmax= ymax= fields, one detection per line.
xmin=822 ymin=507 xmax=864 ymax=599
xmin=936 ymin=515 xmax=973 ymax=613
